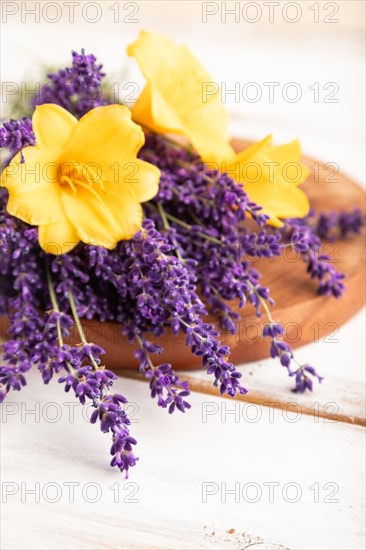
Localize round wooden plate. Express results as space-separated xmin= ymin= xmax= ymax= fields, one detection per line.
xmin=70 ymin=139 xmax=365 ymax=370
xmin=2 ymin=140 xmax=364 ymax=370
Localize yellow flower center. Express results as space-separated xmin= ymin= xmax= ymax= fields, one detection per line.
xmin=59 ymin=160 xmax=107 ymax=204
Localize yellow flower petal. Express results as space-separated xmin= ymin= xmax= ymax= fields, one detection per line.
xmin=264 ymin=215 xmax=283 ymax=228
xmin=128 ymin=31 xmax=235 ymax=163
xmin=132 ymin=84 xmax=183 ymax=134
xmin=182 ymin=107 xmax=235 ymax=164
xmin=63 ymin=104 xmax=143 ymax=163
xmin=225 ymin=136 xmax=310 ymax=225
xmin=33 ymin=104 xmax=77 ymax=149
xmin=131 ymin=159 xmax=161 ymax=202
xmin=229 ymin=135 xmax=273 ymax=165
xmin=267 ymin=186 xmax=310 ymax=219
xmin=61 ymin=184 xmax=143 ymax=248
xmin=267 ymin=139 xmax=309 ymax=187
xmin=267 ymin=138 xmax=301 ymax=164
xmin=247 ymin=181 xmax=309 ymax=221
xmin=1 ymin=146 xmax=65 ymax=225
xmin=38 ymin=218 xmax=79 ymax=255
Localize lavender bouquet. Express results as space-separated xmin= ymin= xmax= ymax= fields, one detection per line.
xmin=0 ymin=32 xmax=364 ymax=476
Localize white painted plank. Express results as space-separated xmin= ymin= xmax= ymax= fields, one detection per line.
xmin=0 ymin=372 xmax=365 ymax=550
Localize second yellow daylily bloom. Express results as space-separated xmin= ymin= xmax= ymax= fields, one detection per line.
xmin=222 ymin=135 xmax=310 ymax=227
xmin=127 ymin=30 xmax=235 ymax=164
xmin=127 ymin=31 xmax=310 ymax=225
xmin=1 ymin=104 xmax=160 ymax=254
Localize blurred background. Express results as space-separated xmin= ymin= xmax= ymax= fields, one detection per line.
xmin=1 ymin=0 xmax=365 ymax=186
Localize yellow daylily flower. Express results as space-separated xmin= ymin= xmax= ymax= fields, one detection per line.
xmin=127 ymin=30 xmax=235 ymax=164
xmin=1 ymin=104 xmax=160 ymax=254
xmin=222 ymin=135 xmax=310 ymax=227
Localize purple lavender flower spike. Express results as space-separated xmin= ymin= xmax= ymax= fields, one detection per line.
xmin=0 ymin=117 xmax=35 ymax=157
xmin=261 ymin=320 xmax=324 ymax=392
xmin=88 ymin=391 xmax=138 ymax=477
xmin=0 ymin=218 xmax=47 ymax=400
xmin=283 ymin=217 xmax=346 ymax=298
xmin=306 ymin=208 xmax=365 ymax=240
xmin=262 ymin=322 xmax=293 ymax=374
xmin=32 ymin=49 xmax=110 ymax=117
xmin=52 ymin=325 xmax=137 ymax=477
xmin=291 ymin=364 xmax=324 ymax=393
xmin=133 ymin=335 xmax=191 ymax=413
xmin=338 ymin=209 xmax=365 ymax=237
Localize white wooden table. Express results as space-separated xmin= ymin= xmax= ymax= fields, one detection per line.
xmin=1 ymin=2 xmax=365 ymax=549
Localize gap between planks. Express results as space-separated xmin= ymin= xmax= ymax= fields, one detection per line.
xmin=119 ymin=370 xmax=366 ymax=427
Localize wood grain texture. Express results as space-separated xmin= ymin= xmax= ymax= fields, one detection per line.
xmin=122 ymin=368 xmax=366 ymax=427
